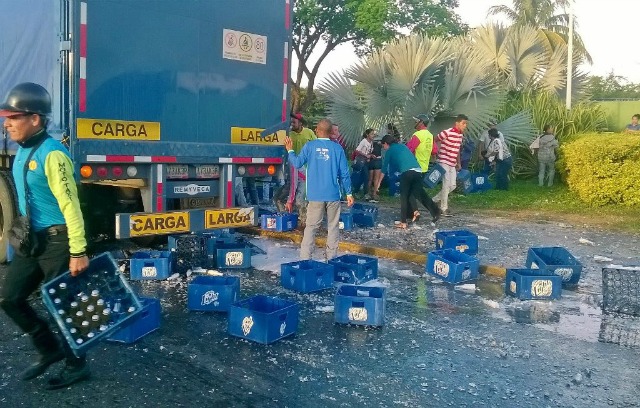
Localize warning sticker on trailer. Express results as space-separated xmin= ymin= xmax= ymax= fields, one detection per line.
xmin=230 ymin=127 xmax=285 ymax=145
xmin=77 ymin=118 xmax=160 ymax=141
xmin=222 ymin=29 xmax=267 ymax=65
xmin=129 ymin=212 xmax=190 ymax=236
xmin=205 ymin=208 xmax=254 ymax=229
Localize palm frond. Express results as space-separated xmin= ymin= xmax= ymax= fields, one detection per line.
xmin=470 ymin=24 xmax=510 ymax=74
xmin=317 ymin=72 xmax=366 ymax=149
xmin=345 ymin=49 xmax=388 ymax=90
xmin=496 ymin=111 xmax=538 ymax=148
xmin=503 ymin=25 xmax=546 ymax=89
xmin=536 ymin=44 xmax=567 ymax=93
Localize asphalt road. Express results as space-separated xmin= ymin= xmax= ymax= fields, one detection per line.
xmin=1 ymin=206 xmax=640 ymax=407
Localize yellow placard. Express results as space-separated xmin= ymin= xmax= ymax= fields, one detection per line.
xmin=230 ymin=127 xmax=285 ymax=145
xmin=77 ymin=118 xmax=160 ymax=141
xmin=129 ymin=212 xmax=190 ymax=236
xmin=205 ymin=208 xmax=254 ymax=228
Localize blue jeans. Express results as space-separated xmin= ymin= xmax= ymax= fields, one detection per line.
xmin=495 ymin=157 xmax=512 ymax=190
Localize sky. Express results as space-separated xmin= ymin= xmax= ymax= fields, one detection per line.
xmin=294 ymin=0 xmax=639 ymax=86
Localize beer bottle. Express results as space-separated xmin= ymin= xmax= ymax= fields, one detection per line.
xmin=58 ymin=282 xmax=68 ymax=299
xmin=69 ymin=301 xmax=79 ymax=314
xmin=48 ymin=288 xmax=56 ymax=297
xmin=57 ymin=309 xmax=66 ymax=319
xmin=86 ymin=332 xmax=96 ymax=341
xmin=65 ymin=317 xmax=74 ymax=327
xmin=99 ymin=324 xmax=108 ymax=332
xmin=95 ymin=299 xmax=105 ymax=314
xmin=86 ymin=305 xmax=95 ymax=315
xmin=53 ymin=298 xmax=62 ymax=307
xmin=91 ymin=315 xmax=100 ymax=330
xmin=69 ymin=327 xmax=79 ymax=339
xmin=80 ymin=294 xmax=90 ymax=309
xmin=80 ymin=320 xmax=91 ymax=336
xmin=127 ymin=306 xmax=136 ymax=314
xmin=73 ymin=310 xmax=85 ymax=326
xmin=100 ymin=308 xmax=112 ymax=325
xmin=90 ymin=289 xmax=100 ymax=302
xmin=75 ymin=338 xmax=84 ymax=346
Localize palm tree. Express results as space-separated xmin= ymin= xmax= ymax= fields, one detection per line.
xmin=487 ymin=0 xmax=592 ymax=64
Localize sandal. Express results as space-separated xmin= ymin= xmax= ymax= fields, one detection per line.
xmin=412 ymin=210 xmax=420 ymax=223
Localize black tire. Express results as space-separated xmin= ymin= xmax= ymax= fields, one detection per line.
xmin=0 ymin=172 xmax=17 ymax=263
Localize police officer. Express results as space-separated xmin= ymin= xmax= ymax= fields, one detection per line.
xmin=0 ymin=83 xmax=90 ymax=389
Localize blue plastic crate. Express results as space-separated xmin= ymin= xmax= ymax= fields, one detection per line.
xmin=387 ymin=171 xmax=401 ymax=196
xmin=462 ymin=176 xmax=474 ymax=194
xmin=471 ymin=173 xmax=491 ymax=192
xmin=426 ymin=249 xmax=480 ymax=284
xmin=457 ymin=169 xmax=471 ymax=181
xmin=435 ymin=230 xmax=479 ymax=255
xmin=329 ymin=254 xmax=378 ymax=284
xmin=335 ymin=285 xmax=386 ymax=326
xmin=129 ymin=250 xmax=173 ymax=280
xmin=214 ymin=243 xmax=252 ymax=269
xmin=41 ymin=252 xmax=143 ymax=356
xmin=228 ymin=295 xmax=299 ymax=344
xmin=351 ymin=203 xmax=378 ymax=227
xmin=525 ymin=246 xmax=582 ymax=285
xmin=505 ymin=269 xmax=563 ymax=300
xmin=423 ymin=163 xmax=445 ymax=188
xmin=187 ymin=275 xmax=240 ymax=312
xmin=107 ymin=297 xmax=161 ymax=343
xmin=339 ymin=212 xmax=354 ymax=231
xmin=281 ymin=260 xmax=334 ymax=293
xmin=260 ymin=213 xmax=298 ymax=232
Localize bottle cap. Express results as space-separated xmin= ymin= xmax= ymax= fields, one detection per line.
xmin=48 ymin=288 xmax=56 ymax=295
xmin=81 ymin=295 xmax=89 ymax=302
xmin=86 ymin=305 xmax=95 ymax=313
xmin=97 ymin=299 xmax=105 ymax=306
xmin=70 ymin=301 xmax=79 ymax=308
xmin=59 ymin=282 xmax=67 ymax=289
xmin=91 ymin=289 xmax=100 ymax=297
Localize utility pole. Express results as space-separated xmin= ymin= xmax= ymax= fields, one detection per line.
xmin=566 ymin=0 xmax=574 ymax=110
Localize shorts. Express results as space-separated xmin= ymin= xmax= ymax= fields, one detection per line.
xmin=369 ymin=159 xmax=382 ymax=170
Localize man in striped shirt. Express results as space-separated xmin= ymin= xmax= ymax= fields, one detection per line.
xmin=432 ymin=114 xmax=468 ymax=216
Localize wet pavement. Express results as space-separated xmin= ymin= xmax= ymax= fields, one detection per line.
xmin=1 ymin=205 xmax=640 ymax=407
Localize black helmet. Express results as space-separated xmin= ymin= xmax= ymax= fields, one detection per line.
xmin=0 ymin=82 xmax=51 ymax=116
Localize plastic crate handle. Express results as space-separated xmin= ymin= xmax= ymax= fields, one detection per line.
xmin=279 ymin=312 xmax=288 ymax=321
xmin=144 ymin=261 xmax=155 ymax=267
xmin=352 ymin=301 xmax=365 ymax=308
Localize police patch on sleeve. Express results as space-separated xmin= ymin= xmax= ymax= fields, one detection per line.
xmin=28 ymin=160 xmax=37 ymax=171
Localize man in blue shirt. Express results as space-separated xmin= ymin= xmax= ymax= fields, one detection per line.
xmin=285 ymin=118 xmax=354 ymax=260
xmin=381 ymin=135 xmax=440 ymax=229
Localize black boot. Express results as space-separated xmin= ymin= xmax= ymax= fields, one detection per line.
xmin=21 ymin=328 xmax=65 ymax=381
xmin=45 ymin=359 xmax=90 ymax=390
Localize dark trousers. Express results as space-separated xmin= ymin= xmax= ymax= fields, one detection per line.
xmin=495 ymin=157 xmax=512 ymax=190
xmin=0 ymin=230 xmax=85 ymax=366
xmin=351 ymin=159 xmax=369 ymax=195
xmin=400 ymin=170 xmax=440 ymax=223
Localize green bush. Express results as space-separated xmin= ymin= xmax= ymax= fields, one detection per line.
xmin=562 ymin=133 xmax=640 ymax=206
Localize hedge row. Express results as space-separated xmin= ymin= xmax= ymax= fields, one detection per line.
xmin=561 ymin=133 xmax=640 ymax=206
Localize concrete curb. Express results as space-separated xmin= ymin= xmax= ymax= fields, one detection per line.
xmin=239 ymin=227 xmax=507 ymax=279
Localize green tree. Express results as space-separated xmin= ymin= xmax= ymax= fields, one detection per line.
xmin=292 ymin=0 xmax=465 ymax=113
xmin=585 ymin=73 xmax=640 ymax=100
xmin=487 ymin=0 xmax=592 ymax=64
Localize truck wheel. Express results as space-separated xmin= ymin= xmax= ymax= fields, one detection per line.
xmin=0 ymin=172 xmax=17 ymax=263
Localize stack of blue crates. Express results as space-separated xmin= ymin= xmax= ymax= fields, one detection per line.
xmin=129 ymin=250 xmax=173 ymax=280
xmin=423 ymin=163 xmax=445 ymax=188
xmin=387 ymin=171 xmax=401 ymax=197
xmin=351 ymin=203 xmax=378 ymax=228
xmin=329 ymin=254 xmax=378 ymax=284
xmin=281 ymin=260 xmax=334 ymax=293
xmin=435 ymin=230 xmax=479 ymax=255
xmin=525 ymin=246 xmax=582 ymax=286
xmin=505 ymin=268 xmax=563 ymax=300
xmin=426 ymin=249 xmax=480 ymax=284
xmin=188 ymin=275 xmax=240 ymax=312
xmin=228 ymin=295 xmax=299 ymax=344
xmin=334 ymin=285 xmax=386 ymax=326
xmin=107 ymin=297 xmax=161 ymax=343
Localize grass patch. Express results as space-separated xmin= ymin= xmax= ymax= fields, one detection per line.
xmin=373 ymin=178 xmax=640 ymax=233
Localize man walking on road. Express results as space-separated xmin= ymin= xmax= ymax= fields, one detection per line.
xmin=285 ymin=118 xmax=353 ymax=260
xmin=380 ymin=135 xmax=440 ymax=229
xmin=406 ymin=114 xmax=435 ymax=173
xmin=0 ymin=83 xmax=91 ymax=390
xmin=432 ymin=114 xmax=468 ymax=216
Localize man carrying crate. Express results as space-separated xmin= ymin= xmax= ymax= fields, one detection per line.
xmin=0 ymin=83 xmax=91 ymax=390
